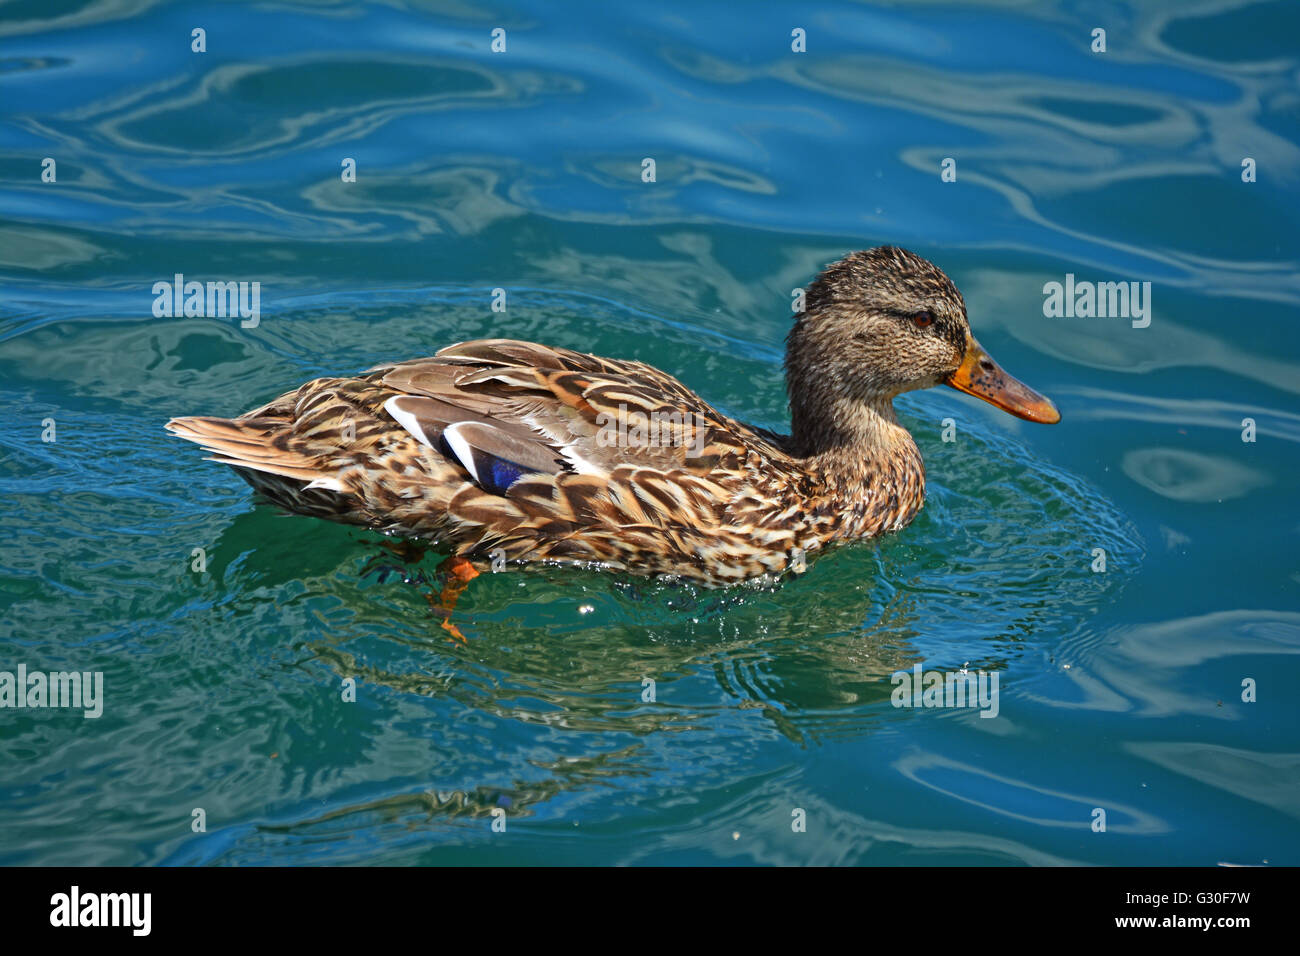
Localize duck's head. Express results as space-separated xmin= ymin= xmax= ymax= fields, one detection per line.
xmin=786 ymin=246 xmax=1059 ymax=449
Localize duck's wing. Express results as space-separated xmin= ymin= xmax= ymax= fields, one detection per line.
xmin=372 ymin=338 xmax=772 ymax=493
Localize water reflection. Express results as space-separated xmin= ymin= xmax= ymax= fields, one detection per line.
xmin=194 ymin=409 xmax=1141 ymax=757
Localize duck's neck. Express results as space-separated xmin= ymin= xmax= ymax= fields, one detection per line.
xmin=790 ymin=391 xmax=927 ymax=537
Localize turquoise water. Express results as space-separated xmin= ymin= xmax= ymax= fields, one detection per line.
xmin=1 ymin=0 xmax=1297 ymax=865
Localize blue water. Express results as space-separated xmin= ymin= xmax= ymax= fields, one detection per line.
xmin=1 ymin=0 xmax=1297 ymax=865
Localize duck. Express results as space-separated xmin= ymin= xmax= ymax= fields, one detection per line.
xmin=166 ymin=246 xmax=1059 ymax=591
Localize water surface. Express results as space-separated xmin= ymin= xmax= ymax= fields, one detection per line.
xmin=1 ymin=0 xmax=1297 ymax=865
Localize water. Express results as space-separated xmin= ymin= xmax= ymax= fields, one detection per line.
xmin=1 ymin=0 xmax=1297 ymax=865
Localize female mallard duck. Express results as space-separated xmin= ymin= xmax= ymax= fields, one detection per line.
xmin=167 ymin=246 xmax=1058 ymax=588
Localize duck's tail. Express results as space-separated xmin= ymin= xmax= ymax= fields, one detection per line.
xmin=165 ymin=415 xmax=351 ymax=516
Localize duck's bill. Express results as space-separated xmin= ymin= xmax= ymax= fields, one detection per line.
xmin=945 ymin=336 xmax=1061 ymax=424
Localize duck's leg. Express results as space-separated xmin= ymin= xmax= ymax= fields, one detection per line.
xmin=386 ymin=538 xmax=429 ymax=563
xmin=359 ymin=536 xmax=428 ymax=582
xmin=429 ymin=554 xmax=480 ymax=643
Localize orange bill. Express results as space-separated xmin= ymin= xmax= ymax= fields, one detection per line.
xmin=945 ymin=336 xmax=1060 ymax=424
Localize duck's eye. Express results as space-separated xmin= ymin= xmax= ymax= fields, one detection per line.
xmin=912 ymin=310 xmax=935 ymax=329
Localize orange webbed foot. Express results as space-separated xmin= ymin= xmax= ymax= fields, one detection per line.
xmin=430 ymin=554 xmax=481 ymax=643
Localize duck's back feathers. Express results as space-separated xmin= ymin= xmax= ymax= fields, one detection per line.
xmin=374 ymin=338 xmax=747 ymax=477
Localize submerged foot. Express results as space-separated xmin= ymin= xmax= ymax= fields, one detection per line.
xmin=430 ymin=554 xmax=481 ymax=643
